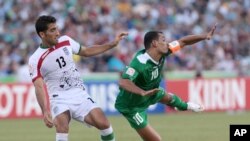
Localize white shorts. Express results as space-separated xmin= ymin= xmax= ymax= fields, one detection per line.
xmin=50 ymin=93 xmax=99 ymax=126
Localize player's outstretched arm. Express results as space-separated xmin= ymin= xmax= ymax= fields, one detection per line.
xmin=178 ymin=24 xmax=216 ymax=48
xmin=78 ymin=32 xmax=128 ymax=57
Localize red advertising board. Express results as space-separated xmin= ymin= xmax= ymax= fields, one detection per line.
xmin=1 ymin=77 xmax=250 ymax=119
xmin=0 ymin=84 xmax=43 ymax=119
xmin=167 ymin=78 xmax=250 ymax=111
xmin=0 ymin=81 xmax=164 ymax=119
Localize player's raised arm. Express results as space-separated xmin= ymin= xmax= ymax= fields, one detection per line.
xmin=179 ymin=24 xmax=216 ymax=47
xmin=168 ymin=24 xmax=216 ymax=53
xmin=78 ymin=32 xmax=128 ymax=57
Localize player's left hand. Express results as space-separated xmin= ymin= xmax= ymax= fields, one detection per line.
xmin=113 ymin=32 xmax=128 ymax=46
xmin=206 ymin=23 xmax=217 ymax=40
xmin=143 ymin=88 xmax=160 ymax=96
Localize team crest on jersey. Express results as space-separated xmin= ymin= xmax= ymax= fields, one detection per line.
xmin=126 ymin=67 xmax=135 ymax=76
xmin=63 ymin=47 xmax=69 ymax=55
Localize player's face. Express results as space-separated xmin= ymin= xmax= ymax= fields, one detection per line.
xmin=156 ymin=33 xmax=168 ymax=54
xmin=43 ymin=23 xmax=60 ymax=46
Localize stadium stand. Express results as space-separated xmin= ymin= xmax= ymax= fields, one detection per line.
xmin=0 ymin=0 xmax=250 ymax=81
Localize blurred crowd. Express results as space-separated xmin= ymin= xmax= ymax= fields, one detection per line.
xmin=0 ymin=0 xmax=250 ymax=82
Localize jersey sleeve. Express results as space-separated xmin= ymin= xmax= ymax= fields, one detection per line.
xmin=121 ymin=66 xmax=139 ymax=81
xmin=28 ymin=57 xmax=40 ymax=82
xmin=64 ymin=35 xmax=81 ymax=54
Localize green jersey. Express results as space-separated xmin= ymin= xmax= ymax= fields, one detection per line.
xmin=115 ymin=49 xmax=171 ymax=113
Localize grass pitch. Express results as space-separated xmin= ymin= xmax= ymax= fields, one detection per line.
xmin=0 ymin=111 xmax=249 ymax=141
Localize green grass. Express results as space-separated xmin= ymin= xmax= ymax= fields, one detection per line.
xmin=0 ymin=111 xmax=249 ymax=141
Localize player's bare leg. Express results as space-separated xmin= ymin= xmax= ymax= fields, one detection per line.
xmin=53 ymin=111 xmax=71 ymax=141
xmin=84 ymin=108 xmax=110 ymax=129
xmin=136 ymin=125 xmax=161 ymax=141
xmin=84 ymin=108 xmax=115 ymax=141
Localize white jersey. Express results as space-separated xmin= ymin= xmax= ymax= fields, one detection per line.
xmin=28 ymin=35 xmax=86 ymax=101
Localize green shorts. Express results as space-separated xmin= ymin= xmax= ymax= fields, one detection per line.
xmin=122 ymin=111 xmax=148 ymax=129
xmin=118 ymin=88 xmax=166 ymax=129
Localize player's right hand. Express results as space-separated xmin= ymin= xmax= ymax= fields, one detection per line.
xmin=206 ymin=23 xmax=217 ymax=40
xmin=143 ymin=88 xmax=160 ymax=96
xmin=43 ymin=111 xmax=54 ymax=128
xmin=113 ymin=32 xmax=128 ymax=46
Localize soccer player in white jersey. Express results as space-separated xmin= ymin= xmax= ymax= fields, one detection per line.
xmin=28 ymin=15 xmax=127 ymax=141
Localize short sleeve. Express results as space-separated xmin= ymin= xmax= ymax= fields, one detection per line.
xmin=121 ymin=66 xmax=139 ymax=81
xmin=28 ymin=57 xmax=40 ymax=82
xmin=65 ymin=36 xmax=81 ymax=54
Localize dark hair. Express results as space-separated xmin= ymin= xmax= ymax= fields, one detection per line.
xmin=35 ymin=15 xmax=56 ymax=37
xmin=144 ymin=31 xmax=163 ymax=50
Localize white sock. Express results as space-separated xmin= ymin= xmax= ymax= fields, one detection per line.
xmin=56 ymin=133 xmax=68 ymax=141
xmin=100 ymin=126 xmax=115 ymax=141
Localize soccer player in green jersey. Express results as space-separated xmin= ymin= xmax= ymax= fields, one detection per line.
xmin=115 ymin=25 xmax=216 ymax=141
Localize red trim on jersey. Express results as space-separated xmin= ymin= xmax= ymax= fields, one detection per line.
xmin=55 ymin=40 xmax=70 ymax=49
xmin=32 ymin=40 xmax=70 ymax=82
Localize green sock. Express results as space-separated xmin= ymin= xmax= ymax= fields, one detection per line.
xmin=101 ymin=133 xmax=115 ymax=141
xmin=167 ymin=94 xmax=188 ymax=111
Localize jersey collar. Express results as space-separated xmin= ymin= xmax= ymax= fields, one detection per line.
xmin=39 ymin=44 xmax=50 ymax=49
xmin=144 ymin=52 xmax=159 ymax=65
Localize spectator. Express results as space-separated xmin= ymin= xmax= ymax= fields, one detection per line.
xmin=16 ymin=58 xmax=31 ymax=83
xmin=0 ymin=0 xmax=250 ymax=78
xmin=107 ymin=49 xmax=125 ymax=72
